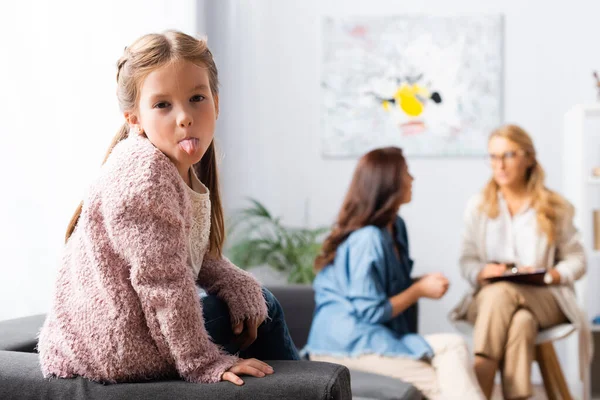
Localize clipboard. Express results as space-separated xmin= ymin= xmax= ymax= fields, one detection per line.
xmin=487 ymin=269 xmax=547 ymax=286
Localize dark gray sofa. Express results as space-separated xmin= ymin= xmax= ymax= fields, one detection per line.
xmin=0 ymin=285 xmax=421 ymax=400
xmin=269 ymin=285 xmax=422 ymax=400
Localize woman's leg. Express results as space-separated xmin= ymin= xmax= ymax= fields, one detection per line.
xmin=200 ymin=287 xmax=300 ymax=360
xmin=467 ymin=282 xmax=523 ymax=398
xmin=474 ymin=356 xmax=498 ymax=399
xmin=309 ymin=353 xmax=443 ymax=400
xmin=467 ymin=282 xmax=568 ymax=400
xmin=501 ymin=287 xmax=568 ymax=400
xmin=425 ymin=333 xmax=486 ymax=400
xmin=311 ymin=336 xmax=485 ymax=400
xmin=500 ymin=309 xmax=537 ymax=399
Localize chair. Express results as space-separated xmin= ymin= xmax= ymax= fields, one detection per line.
xmin=453 ymin=320 xmax=575 ymax=400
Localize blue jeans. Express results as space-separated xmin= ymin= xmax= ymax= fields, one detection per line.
xmin=200 ymin=287 xmax=300 ymax=360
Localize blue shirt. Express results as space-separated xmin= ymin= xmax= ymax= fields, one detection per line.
xmin=304 ymin=216 xmax=433 ymax=360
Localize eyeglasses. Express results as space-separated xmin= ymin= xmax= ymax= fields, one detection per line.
xmin=487 ymin=150 xmax=527 ymax=165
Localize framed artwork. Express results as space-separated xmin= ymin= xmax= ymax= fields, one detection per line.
xmin=321 ymin=15 xmax=504 ymax=157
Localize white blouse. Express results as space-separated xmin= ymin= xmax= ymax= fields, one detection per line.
xmin=485 ymin=193 xmax=538 ymax=268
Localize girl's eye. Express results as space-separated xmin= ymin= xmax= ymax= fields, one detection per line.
xmin=190 ymin=95 xmax=205 ymax=103
xmin=153 ymin=102 xmax=170 ymax=109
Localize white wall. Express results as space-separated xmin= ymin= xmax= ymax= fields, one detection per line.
xmin=0 ymin=0 xmax=199 ymax=321
xmin=209 ymin=0 xmax=600 ymax=388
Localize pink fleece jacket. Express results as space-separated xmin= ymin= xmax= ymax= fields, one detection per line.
xmin=38 ymin=134 xmax=267 ymax=384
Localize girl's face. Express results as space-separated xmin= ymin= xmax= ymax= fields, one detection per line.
xmin=127 ymin=59 xmax=218 ymax=178
xmin=488 ymin=136 xmax=533 ymax=189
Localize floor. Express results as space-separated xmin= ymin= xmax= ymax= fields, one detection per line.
xmin=491 ymin=385 xmax=547 ymax=400
xmin=490 ymin=383 xmax=600 ymax=399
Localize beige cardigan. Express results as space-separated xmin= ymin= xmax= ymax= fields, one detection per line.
xmin=450 ymin=194 xmax=593 ymax=381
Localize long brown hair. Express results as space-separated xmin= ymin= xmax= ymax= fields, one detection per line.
xmin=65 ymin=31 xmax=226 ymax=256
xmin=314 ymin=147 xmax=408 ymax=271
xmin=481 ymin=124 xmax=568 ymax=243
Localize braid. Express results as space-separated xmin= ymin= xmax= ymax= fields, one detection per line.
xmin=116 ymin=47 xmax=129 ymax=82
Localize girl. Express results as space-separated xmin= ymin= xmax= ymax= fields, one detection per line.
xmin=451 ymin=124 xmax=591 ymax=399
xmin=38 ymin=31 xmax=299 ymax=386
xmin=304 ymin=147 xmax=484 ymax=400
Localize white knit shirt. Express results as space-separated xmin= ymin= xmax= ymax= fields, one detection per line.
xmin=186 ymin=168 xmax=211 ymax=279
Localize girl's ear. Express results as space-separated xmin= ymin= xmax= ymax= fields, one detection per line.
xmin=124 ymin=112 xmax=143 ymax=135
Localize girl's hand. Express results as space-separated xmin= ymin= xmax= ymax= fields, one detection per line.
xmin=232 ymin=317 xmax=265 ymax=350
xmin=416 ymin=273 xmax=449 ymax=299
xmin=221 ymin=358 xmax=274 ymax=385
xmin=477 ymin=263 xmax=507 ymax=285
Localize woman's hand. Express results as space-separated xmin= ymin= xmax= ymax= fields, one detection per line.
xmin=221 ymin=358 xmax=274 ymax=385
xmin=516 ymin=265 xmax=536 ymax=274
xmin=545 ymin=269 xmax=561 ymax=285
xmin=477 ymin=263 xmax=507 ymax=285
xmin=232 ymin=316 xmax=266 ymax=350
xmin=415 ymin=273 xmax=449 ymax=299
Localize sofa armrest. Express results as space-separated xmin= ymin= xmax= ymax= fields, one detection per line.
xmin=0 ymin=314 xmax=46 ymax=352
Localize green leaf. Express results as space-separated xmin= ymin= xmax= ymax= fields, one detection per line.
xmin=225 ymin=197 xmax=329 ymax=283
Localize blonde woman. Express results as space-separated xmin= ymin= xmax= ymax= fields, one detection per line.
xmin=451 ymin=124 xmax=592 ymax=399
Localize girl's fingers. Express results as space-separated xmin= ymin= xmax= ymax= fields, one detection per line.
xmin=222 ymin=371 xmax=244 ymax=386
xmin=246 ymin=358 xmax=274 ymax=374
xmin=230 ymin=364 xmax=266 ymax=378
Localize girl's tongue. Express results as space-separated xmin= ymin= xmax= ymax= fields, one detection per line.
xmin=179 ymin=138 xmax=199 ymax=155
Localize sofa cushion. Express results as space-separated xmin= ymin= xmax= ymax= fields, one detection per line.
xmin=350 ymin=369 xmax=422 ymax=400
xmin=0 ymin=352 xmax=351 ymax=400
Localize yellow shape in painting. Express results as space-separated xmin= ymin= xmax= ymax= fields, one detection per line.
xmin=399 ymin=96 xmax=423 ymax=116
xmin=382 ymin=100 xmax=391 ymax=111
xmin=412 ymin=84 xmax=430 ymax=98
xmin=394 ymin=84 xmax=425 ymax=117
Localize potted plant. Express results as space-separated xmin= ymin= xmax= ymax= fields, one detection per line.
xmin=226 ymin=199 xmax=328 ymax=284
